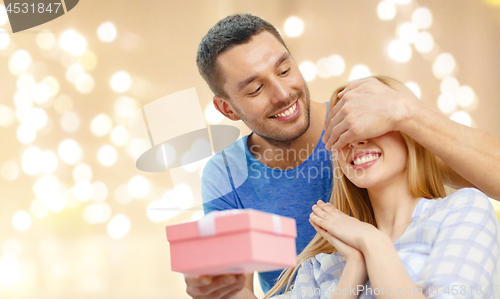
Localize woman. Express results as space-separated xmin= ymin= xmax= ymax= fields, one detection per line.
xmin=265 ymin=76 xmax=499 ymax=299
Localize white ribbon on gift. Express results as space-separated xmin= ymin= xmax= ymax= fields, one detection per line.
xmin=198 ymin=209 xmax=282 ymax=237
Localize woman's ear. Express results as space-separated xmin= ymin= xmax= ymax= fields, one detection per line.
xmin=213 ymin=95 xmax=241 ymax=121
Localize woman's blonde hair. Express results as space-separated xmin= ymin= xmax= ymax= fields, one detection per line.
xmin=265 ymin=76 xmax=446 ymax=298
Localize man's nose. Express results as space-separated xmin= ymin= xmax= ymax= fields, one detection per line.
xmin=270 ymin=79 xmax=291 ymax=104
xmin=348 ymin=140 xmax=368 ymax=148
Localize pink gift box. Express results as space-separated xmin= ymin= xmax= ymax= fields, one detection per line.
xmin=166 ymin=209 xmax=297 ymax=275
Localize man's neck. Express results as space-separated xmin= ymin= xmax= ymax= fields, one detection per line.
xmin=247 ymin=101 xmax=327 ymax=169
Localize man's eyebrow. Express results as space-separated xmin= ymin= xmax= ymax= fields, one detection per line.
xmin=236 ymin=52 xmax=290 ymax=92
xmin=275 ymin=52 xmax=290 ymax=67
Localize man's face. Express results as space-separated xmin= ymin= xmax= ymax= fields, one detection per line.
xmin=216 ymin=31 xmax=311 ymax=145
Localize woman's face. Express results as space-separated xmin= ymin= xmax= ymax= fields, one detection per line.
xmin=336 ymin=132 xmax=408 ymax=190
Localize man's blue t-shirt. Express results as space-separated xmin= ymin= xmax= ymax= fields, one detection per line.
xmin=201 ymin=103 xmax=332 ymax=293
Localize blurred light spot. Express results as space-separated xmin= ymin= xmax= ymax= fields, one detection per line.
xmin=2 ymin=240 xmax=21 ymax=256
xmin=115 ymin=185 xmax=133 ymax=204
xmin=66 ymin=63 xmax=85 ymax=83
xmin=36 ymin=31 xmax=55 ymax=50
xmin=73 ymin=163 xmax=93 ymax=182
xmin=0 ymin=105 xmax=15 ymax=127
xmin=390 ymin=0 xmax=411 ymax=4
xmin=326 ymin=54 xmax=345 ymax=77
xmin=53 ymin=94 xmax=73 ymax=114
xmin=42 ymin=76 xmax=60 ymax=97
xmin=9 ymin=50 xmax=32 ymax=74
xmin=119 ymin=32 xmax=141 ymax=51
xmin=107 ymin=214 xmax=130 ymax=239
xmin=33 ymin=174 xmax=62 ymax=199
xmin=78 ymin=51 xmax=98 ymax=71
xmin=377 ymin=0 xmax=396 ymax=20
xmin=204 ymin=104 xmax=224 ymax=124
xmin=12 ymin=211 xmax=31 ymax=232
xmin=388 ymin=39 xmax=412 ymax=63
xmin=412 ymin=7 xmax=432 ymax=29
xmin=42 ymin=191 xmax=65 ymax=212
xmin=437 ymin=93 xmax=457 ymax=114
xmin=397 ymin=22 xmax=418 ymax=44
xmin=404 ymin=82 xmax=421 ymax=99
xmin=75 ymin=73 xmax=94 ymax=94
xmin=110 ymin=71 xmax=132 ymax=93
xmin=456 ymin=86 xmax=475 ymax=108
xmin=30 ymin=199 xmax=49 ymax=218
xmin=110 ymin=125 xmax=129 ymax=146
xmin=90 ymin=113 xmax=113 ymax=136
xmin=16 ymin=74 xmax=36 ymax=90
xmin=83 ymin=203 xmax=111 ymax=224
xmin=0 ymin=29 xmax=9 ymax=50
xmin=349 ymin=64 xmax=371 ymax=81
xmin=60 ymin=111 xmax=80 ymax=133
xmin=316 ymin=58 xmax=330 ymax=79
xmin=73 ymin=181 xmax=93 ymax=202
xmin=433 ymin=53 xmax=456 ymax=79
xmin=128 ymin=175 xmax=149 ymax=198
xmin=65 ymin=190 xmax=80 ymax=208
xmin=14 ymin=90 xmax=33 ymax=110
xmin=0 ymin=5 xmax=8 ymax=26
xmin=91 ymin=181 xmax=108 ymax=202
xmin=414 ymin=32 xmax=434 ymax=53
xmin=284 ymin=16 xmax=304 ymax=38
xmin=97 ymin=22 xmax=117 ymax=43
xmin=450 ymin=111 xmax=472 ymax=127
xmin=59 ymin=30 xmax=87 ymax=56
xmin=440 ymin=76 xmax=460 ymax=95
xmin=160 ymin=184 xmax=194 ymax=210
xmin=0 ymin=254 xmax=19 ymax=286
xmin=24 ymin=107 xmax=48 ymax=131
xmin=81 ymin=274 xmax=102 ymax=292
xmin=31 ymin=83 xmax=52 ymax=104
xmin=114 ymin=96 xmax=137 ymax=117
xmin=299 ymin=61 xmax=316 ymax=82
xmin=97 ymin=145 xmax=117 ymax=167
xmin=484 ymin=0 xmax=500 ymax=5
xmin=17 ymin=124 xmax=36 ymax=144
xmin=58 ymin=139 xmax=83 ymax=165
xmin=22 ymin=146 xmax=42 ymax=175
xmin=40 ymin=150 xmax=58 ymax=173
xmin=147 ymin=198 xmax=181 ymax=222
xmin=1 ymin=161 xmax=19 ymax=181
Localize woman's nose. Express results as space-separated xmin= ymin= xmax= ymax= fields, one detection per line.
xmin=348 ymin=140 xmax=368 ymax=148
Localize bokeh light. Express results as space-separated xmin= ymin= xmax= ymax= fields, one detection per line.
xmin=110 ymin=71 xmax=132 ymax=93
xmin=97 ymin=145 xmax=118 ymax=167
xmin=42 ymin=76 xmax=60 ymax=97
xmin=1 ymin=160 xmax=19 ymax=181
xmin=58 ymin=139 xmax=83 ymax=165
xmin=0 ymin=29 xmax=10 ymax=50
xmin=22 ymin=146 xmax=42 ymax=175
xmin=284 ymin=16 xmax=304 ymax=37
xmin=0 ymin=253 xmax=19 ymax=286
xmin=73 ymin=181 xmax=94 ymax=202
xmin=12 ymin=211 xmax=32 ymax=232
xmin=17 ymin=73 xmax=36 ymax=90
xmin=0 ymin=104 xmax=15 ymax=127
xmin=404 ymin=82 xmax=421 ymax=99
xmin=66 ymin=63 xmax=85 ymax=83
xmin=377 ymin=0 xmax=396 ymax=20
xmin=107 ymin=214 xmax=131 ymax=239
xmin=59 ymin=30 xmax=88 ymax=56
xmin=437 ymin=93 xmax=457 ymax=114
xmin=90 ymin=114 xmax=113 ymax=136
xmin=97 ymin=22 xmax=117 ymax=43
xmin=9 ymin=50 xmax=32 ymax=73
xmin=17 ymin=124 xmax=36 ymax=144
xmin=433 ymin=53 xmax=456 ymax=78
xmin=78 ymin=51 xmax=98 ymax=71
xmin=397 ymin=22 xmax=418 ymax=44
xmin=53 ymin=94 xmax=74 ymax=114
xmin=60 ymin=111 xmax=81 ymax=133
xmin=3 ymin=240 xmax=22 ymax=256
xmin=30 ymin=198 xmax=49 ymax=219
xmin=114 ymin=96 xmax=138 ymax=117
xmin=110 ymin=125 xmax=130 ymax=146
xmin=73 ymin=163 xmax=93 ymax=182
xmin=414 ymin=32 xmax=434 ymax=53
xmin=0 ymin=4 xmax=8 ymax=26
xmin=40 ymin=150 xmax=59 ymax=174
xmin=349 ymin=64 xmax=371 ymax=81
xmin=391 ymin=0 xmax=411 ymax=5
xmin=456 ymin=86 xmax=475 ymax=108
xmin=36 ymin=31 xmax=56 ymax=50
xmin=91 ymin=181 xmax=108 ymax=202
xmin=83 ymin=203 xmax=111 ymax=224
xmin=317 ymin=54 xmax=345 ymax=78
xmin=75 ymin=73 xmax=95 ymax=94
xmin=128 ymin=175 xmax=149 ymax=199
xmin=388 ymin=39 xmax=412 ymax=63
xmin=24 ymin=107 xmax=48 ymax=131
xmin=450 ymin=111 xmax=472 ymax=127
xmin=204 ymin=104 xmax=224 ymax=124
xmin=115 ymin=185 xmax=133 ymax=204
xmin=412 ymin=7 xmax=433 ymax=29
xmin=440 ymin=76 xmax=460 ymax=95
xmin=299 ymin=61 xmax=317 ymax=82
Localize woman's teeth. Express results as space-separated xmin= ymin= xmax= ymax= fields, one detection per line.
xmin=271 ymin=102 xmax=297 ymax=118
xmin=352 ymin=154 xmax=380 ymax=165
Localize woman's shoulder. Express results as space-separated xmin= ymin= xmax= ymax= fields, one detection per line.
xmin=441 ymin=187 xmax=492 ymax=210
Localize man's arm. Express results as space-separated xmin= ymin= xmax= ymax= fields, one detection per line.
xmin=323 ymin=77 xmax=500 ymax=200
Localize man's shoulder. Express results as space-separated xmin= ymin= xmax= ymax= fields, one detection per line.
xmin=202 ymin=134 xmax=249 ymax=178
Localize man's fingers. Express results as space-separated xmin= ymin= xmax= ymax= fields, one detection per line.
xmin=337 ymin=78 xmax=373 ymax=99
xmin=186 ymin=274 xmax=245 ymax=298
xmin=331 ymin=129 xmax=356 ymax=151
xmin=324 ymin=96 xmax=345 ymax=131
xmin=325 ymin=119 xmax=349 ymax=150
xmin=185 ymin=275 xmax=214 ymax=287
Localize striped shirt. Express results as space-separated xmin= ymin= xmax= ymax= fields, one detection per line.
xmin=272 ymin=188 xmax=500 ymax=299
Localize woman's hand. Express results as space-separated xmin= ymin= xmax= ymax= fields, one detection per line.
xmin=309 ymin=200 xmax=379 ymax=253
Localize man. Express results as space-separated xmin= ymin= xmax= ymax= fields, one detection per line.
xmin=186 ymin=14 xmax=500 ymax=299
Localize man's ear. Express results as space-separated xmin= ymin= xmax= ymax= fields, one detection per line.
xmin=213 ymin=95 xmax=241 ymax=121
